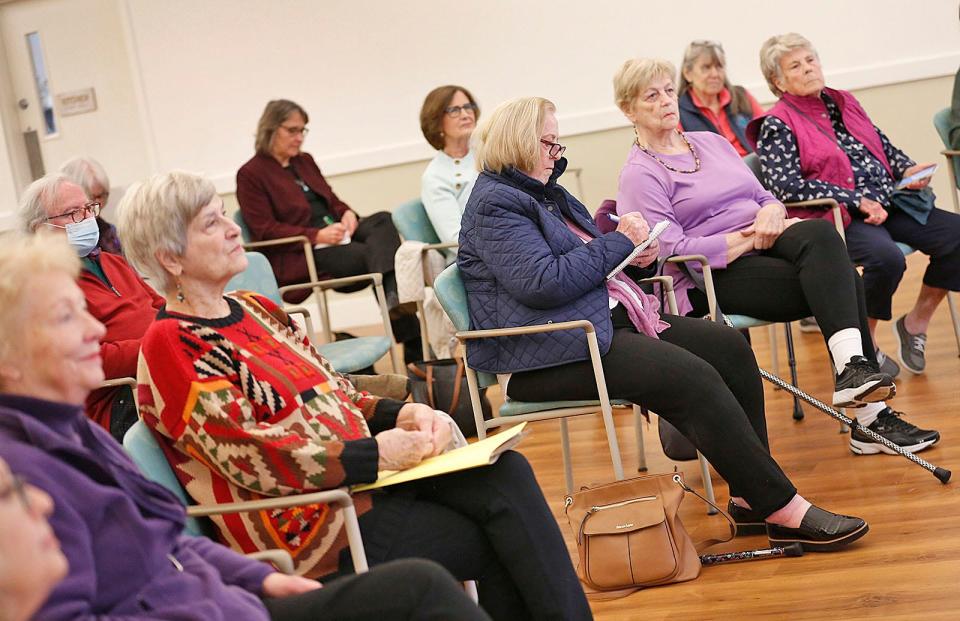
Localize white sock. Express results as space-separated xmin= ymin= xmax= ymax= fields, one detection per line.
xmin=856 ymin=402 xmax=886 ymax=427
xmin=827 ymin=328 xmax=863 ymax=374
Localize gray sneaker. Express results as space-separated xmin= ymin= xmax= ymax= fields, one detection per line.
xmin=894 ymin=316 xmax=926 ymax=374
xmin=875 ymin=349 xmax=900 ymax=379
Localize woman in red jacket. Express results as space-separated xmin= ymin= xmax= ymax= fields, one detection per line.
xmin=236 ymin=100 xmax=419 ymax=360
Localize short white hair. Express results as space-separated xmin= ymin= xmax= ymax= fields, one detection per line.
xmin=759 ymin=33 xmax=818 ymax=97
xmin=59 ymin=156 xmax=110 ymax=199
xmin=18 ymin=173 xmax=75 ymax=233
xmin=117 ymin=171 xmax=217 ymax=294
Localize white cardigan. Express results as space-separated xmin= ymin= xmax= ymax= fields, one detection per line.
xmin=420 ymin=150 xmax=478 ymax=244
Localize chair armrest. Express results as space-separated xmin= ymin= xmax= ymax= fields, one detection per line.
xmin=666 ymin=255 xmax=719 ymax=321
xmin=284 ymin=306 xmax=317 ymax=343
xmin=242 ymin=235 xmax=310 ymax=251
xmin=454 ymin=319 xmax=595 ymax=341
xmin=420 ymin=242 xmax=458 ymax=253
xmin=640 ymin=275 xmax=678 ymax=315
xmin=941 ymin=149 xmax=960 ymax=157
xmin=100 ymin=377 xmax=137 ymax=390
xmin=279 ymin=273 xmax=383 ymax=297
xmin=783 ymin=198 xmax=844 ymax=240
xmin=246 ymin=550 xmax=294 ymax=575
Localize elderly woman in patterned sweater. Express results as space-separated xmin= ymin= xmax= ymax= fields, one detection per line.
xmin=748 ymin=33 xmax=960 ymax=378
xmin=117 ymin=171 xmax=590 ymax=621
xmin=612 ymin=57 xmax=938 ymax=457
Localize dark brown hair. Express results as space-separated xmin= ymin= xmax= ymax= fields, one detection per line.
xmin=255 ymin=99 xmax=309 ymax=154
xmin=419 ymin=85 xmax=479 ymax=151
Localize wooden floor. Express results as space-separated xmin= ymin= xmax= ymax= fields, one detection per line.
xmin=371 ymin=253 xmax=960 ymax=620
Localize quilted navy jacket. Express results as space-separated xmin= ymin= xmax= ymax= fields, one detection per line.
xmin=458 ymin=159 xmax=636 ymax=373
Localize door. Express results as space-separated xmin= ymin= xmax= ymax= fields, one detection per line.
xmin=0 ymin=0 xmax=152 ymax=216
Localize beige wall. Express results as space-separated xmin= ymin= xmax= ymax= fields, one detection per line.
xmin=223 ymin=75 xmax=960 ymax=219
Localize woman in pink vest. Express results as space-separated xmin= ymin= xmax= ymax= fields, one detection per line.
xmin=748 ymin=33 xmax=960 ymax=383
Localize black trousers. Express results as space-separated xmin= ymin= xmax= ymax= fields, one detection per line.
xmin=507 ymin=311 xmax=797 ymax=518
xmin=326 ymin=452 xmax=592 ymax=621
xmin=688 ymin=219 xmax=876 ymax=362
xmin=264 ymin=559 xmax=490 ymax=621
xmin=313 ymin=211 xmax=419 ymax=342
xmin=844 ymin=207 xmax=960 ymax=320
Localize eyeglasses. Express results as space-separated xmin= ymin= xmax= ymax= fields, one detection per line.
xmin=540 ymin=139 xmax=566 ymax=159
xmin=280 ymin=125 xmax=309 ymax=137
xmin=0 ymin=476 xmax=32 ymax=513
xmin=443 ymin=103 xmax=478 ymax=118
xmin=45 ymin=201 xmax=101 ymax=224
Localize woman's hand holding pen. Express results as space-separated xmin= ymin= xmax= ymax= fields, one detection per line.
xmin=613 ymin=212 xmax=650 ymax=245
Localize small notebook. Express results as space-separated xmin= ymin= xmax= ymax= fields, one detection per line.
xmin=606 ymin=220 xmax=670 ymax=280
xmin=352 ymin=423 xmax=529 ymax=491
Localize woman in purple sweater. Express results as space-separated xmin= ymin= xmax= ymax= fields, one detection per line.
xmin=612 ymin=57 xmax=938 ymax=457
xmin=0 ymin=233 xmax=488 ymax=621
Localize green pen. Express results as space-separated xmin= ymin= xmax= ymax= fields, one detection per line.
xmin=322 ymin=215 xmax=337 ymax=226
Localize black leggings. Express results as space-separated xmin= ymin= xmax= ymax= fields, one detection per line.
xmin=688 ymin=219 xmax=876 ymax=362
xmin=326 ymin=452 xmax=591 ymax=621
xmin=507 ymin=311 xmax=797 ymax=517
xmin=264 ymin=559 xmax=490 ymax=621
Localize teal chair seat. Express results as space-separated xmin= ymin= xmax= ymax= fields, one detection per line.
xmin=317 ymin=337 xmax=392 ymax=374
xmin=499 ymin=398 xmax=633 ymax=418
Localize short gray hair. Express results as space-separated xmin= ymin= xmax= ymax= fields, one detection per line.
xmin=0 ymin=231 xmax=78 ymax=369
xmin=59 ymin=156 xmax=110 ymax=199
xmin=116 ymin=171 xmax=217 ymax=294
xmin=18 ymin=173 xmax=74 ymax=233
xmin=759 ymin=33 xmax=817 ymax=97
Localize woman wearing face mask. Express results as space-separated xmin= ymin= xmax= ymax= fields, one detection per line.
xmin=677 ymin=40 xmax=764 ymax=157
xmin=18 ymin=173 xmax=164 ymax=441
xmin=0 ymin=456 xmax=68 ymax=621
xmin=419 ymin=85 xmax=481 ymax=244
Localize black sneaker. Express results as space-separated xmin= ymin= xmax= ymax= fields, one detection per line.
xmin=849 ymin=408 xmax=940 ymax=455
xmin=833 ymin=355 xmax=895 ymax=408
xmin=726 ymin=500 xmax=766 ymax=536
xmin=767 ymin=505 xmax=868 ymax=552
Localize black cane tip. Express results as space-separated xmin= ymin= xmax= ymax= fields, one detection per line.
xmin=934 ymin=467 xmax=952 ymax=484
xmin=783 ymin=542 xmax=804 ymax=557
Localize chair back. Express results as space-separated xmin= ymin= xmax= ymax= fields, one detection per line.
xmin=743 ymin=153 xmax=764 ymax=185
xmin=392 ymin=198 xmax=442 ymax=244
xmin=433 ymin=264 xmax=497 ymax=388
xmin=226 ymin=251 xmax=283 ymax=306
xmin=933 ymin=107 xmax=960 ymax=188
xmin=123 ymin=421 xmax=211 ymax=537
xmin=233 ymin=210 xmax=253 ymax=244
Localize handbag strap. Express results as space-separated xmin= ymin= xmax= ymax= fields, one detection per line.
xmin=671 ymin=474 xmax=736 ymax=549
xmin=446 ymin=357 xmax=465 ymax=413
xmin=424 ymin=363 xmax=437 ymax=409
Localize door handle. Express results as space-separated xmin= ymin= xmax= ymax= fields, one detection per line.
xmin=17 ymin=98 xmax=29 ymax=110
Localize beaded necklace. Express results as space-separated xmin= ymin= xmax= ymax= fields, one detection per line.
xmin=635 ymin=129 xmax=701 ymax=174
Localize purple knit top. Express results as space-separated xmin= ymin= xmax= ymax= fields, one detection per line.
xmin=616 ymin=131 xmax=781 ymax=315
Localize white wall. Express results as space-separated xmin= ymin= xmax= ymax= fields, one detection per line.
xmin=124 ymin=0 xmax=960 ymax=193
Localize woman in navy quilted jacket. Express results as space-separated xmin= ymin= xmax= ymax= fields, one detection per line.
xmin=458 ymin=96 xmax=868 ymax=553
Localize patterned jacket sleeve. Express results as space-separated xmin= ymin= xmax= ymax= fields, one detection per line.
xmin=138 ymin=319 xmax=380 ymax=494
xmin=757 ymin=116 xmax=860 ymax=209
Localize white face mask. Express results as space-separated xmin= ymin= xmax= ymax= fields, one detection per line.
xmin=47 ymin=217 xmax=100 ymax=257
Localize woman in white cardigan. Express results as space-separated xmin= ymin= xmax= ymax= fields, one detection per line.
xmin=419 ymin=85 xmax=480 ymax=244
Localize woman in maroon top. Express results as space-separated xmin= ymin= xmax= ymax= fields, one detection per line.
xmin=236 ymin=99 xmax=420 ymax=360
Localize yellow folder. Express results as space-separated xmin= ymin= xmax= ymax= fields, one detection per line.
xmin=352 ymin=423 xmax=528 ymax=492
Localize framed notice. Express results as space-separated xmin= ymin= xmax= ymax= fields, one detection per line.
xmin=56 ymin=88 xmax=97 ymax=116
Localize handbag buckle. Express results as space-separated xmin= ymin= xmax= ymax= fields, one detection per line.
xmin=672 ymin=473 xmax=693 ymax=493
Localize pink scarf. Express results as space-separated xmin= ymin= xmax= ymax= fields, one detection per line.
xmin=565 ymin=220 xmax=668 ymax=339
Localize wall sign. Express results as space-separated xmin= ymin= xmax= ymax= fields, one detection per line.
xmin=56 ymin=88 xmax=97 ymax=116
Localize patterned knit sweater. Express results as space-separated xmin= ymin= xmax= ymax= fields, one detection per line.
xmin=137 ymin=291 xmax=401 ymax=577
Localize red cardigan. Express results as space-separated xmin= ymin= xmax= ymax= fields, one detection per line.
xmin=80 ymin=252 xmax=164 ymax=430
xmin=236 ymin=151 xmax=351 ymax=290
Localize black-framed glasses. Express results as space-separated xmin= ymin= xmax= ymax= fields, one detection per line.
xmin=443 ymin=103 xmax=478 ymax=118
xmin=280 ymin=125 xmax=309 ymax=137
xmin=540 ymin=139 xmax=566 ymax=158
xmin=45 ymin=201 xmax=101 ymax=224
xmin=0 ymin=475 xmax=32 ymax=513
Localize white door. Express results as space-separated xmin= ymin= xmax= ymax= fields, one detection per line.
xmin=0 ymin=0 xmax=152 ymax=216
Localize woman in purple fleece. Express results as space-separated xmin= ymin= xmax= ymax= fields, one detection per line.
xmin=0 ymin=232 xmax=487 ymax=621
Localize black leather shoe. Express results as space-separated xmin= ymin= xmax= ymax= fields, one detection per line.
xmin=766 ymin=505 xmax=868 ymax=552
xmin=726 ymin=500 xmax=766 ymax=536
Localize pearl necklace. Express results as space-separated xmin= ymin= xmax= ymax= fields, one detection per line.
xmin=635 ymin=130 xmax=701 ymax=174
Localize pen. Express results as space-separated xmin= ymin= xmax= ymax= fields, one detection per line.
xmin=607 ymin=213 xmax=620 ymax=223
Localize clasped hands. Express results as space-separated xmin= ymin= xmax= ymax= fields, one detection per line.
xmin=738 ymin=203 xmax=802 ymax=249
xmin=375 ymin=403 xmax=453 ymax=471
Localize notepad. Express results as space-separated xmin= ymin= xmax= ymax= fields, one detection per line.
xmin=352 ymin=423 xmax=529 ymax=491
xmin=606 ymin=220 xmax=670 ymax=281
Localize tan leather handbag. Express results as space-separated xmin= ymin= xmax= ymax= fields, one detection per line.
xmin=564 ymin=472 xmax=733 ymax=596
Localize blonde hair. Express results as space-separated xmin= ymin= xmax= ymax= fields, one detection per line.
xmin=116 ymin=171 xmax=217 ymax=294
xmin=0 ymin=231 xmax=79 ymax=365
xmin=613 ymin=58 xmax=676 ymax=115
xmin=474 ymin=97 xmax=555 ymax=174
xmin=759 ymin=33 xmax=817 ymax=97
